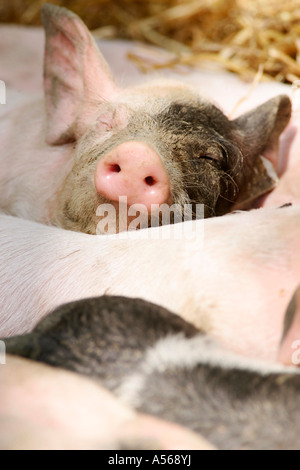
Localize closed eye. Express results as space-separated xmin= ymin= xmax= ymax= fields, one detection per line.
xmin=200 ymin=155 xmax=220 ymax=162
xmin=197 ymin=154 xmax=222 ymax=166
xmin=199 ymin=146 xmax=228 ymax=165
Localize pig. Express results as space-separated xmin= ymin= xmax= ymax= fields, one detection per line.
xmin=0 ymin=4 xmax=292 ymax=234
xmin=4 ymin=294 xmax=300 ymax=450
xmin=1 ymin=204 xmax=300 ymax=364
xmin=0 ymin=356 xmax=214 ymax=450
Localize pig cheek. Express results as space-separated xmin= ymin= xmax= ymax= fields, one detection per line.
xmin=56 ymin=165 xmax=101 ymax=234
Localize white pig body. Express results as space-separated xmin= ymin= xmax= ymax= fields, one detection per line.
xmin=1 ymin=206 xmax=300 ymax=362
xmin=0 ymin=98 xmax=74 ymax=222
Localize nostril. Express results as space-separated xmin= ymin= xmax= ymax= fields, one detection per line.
xmin=145 ymin=176 xmax=156 ymax=186
xmin=109 ymin=164 xmax=121 ymax=173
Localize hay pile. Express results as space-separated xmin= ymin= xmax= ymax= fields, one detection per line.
xmin=1 ymin=0 xmax=300 ymax=83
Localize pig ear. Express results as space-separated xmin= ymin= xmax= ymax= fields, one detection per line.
xmin=41 ymin=4 xmax=119 ymax=145
xmin=277 ymin=286 xmax=300 ymax=366
xmin=232 ymin=95 xmax=292 ymax=170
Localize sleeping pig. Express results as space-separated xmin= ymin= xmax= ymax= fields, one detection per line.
xmin=4 ymin=294 xmax=300 ymax=450
xmin=0 ymin=4 xmax=291 ymax=233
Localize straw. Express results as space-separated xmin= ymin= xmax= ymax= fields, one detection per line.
xmin=2 ymin=0 xmax=300 ymax=83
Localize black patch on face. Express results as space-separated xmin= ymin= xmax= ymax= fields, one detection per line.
xmin=154 ymin=102 xmax=244 ymax=217
xmin=157 ymin=102 xmax=233 ymax=135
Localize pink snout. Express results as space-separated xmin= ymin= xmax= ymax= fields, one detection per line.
xmin=94 ymin=141 xmax=172 ymax=210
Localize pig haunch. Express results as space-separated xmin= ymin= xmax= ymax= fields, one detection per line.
xmin=4 ymin=295 xmax=300 ymax=450
xmin=0 ymin=4 xmax=292 ymax=234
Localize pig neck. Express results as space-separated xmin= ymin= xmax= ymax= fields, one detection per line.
xmin=0 ymin=98 xmax=74 ymax=223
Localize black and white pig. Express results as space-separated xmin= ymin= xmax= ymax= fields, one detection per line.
xmin=4 ymin=293 xmax=300 ymax=450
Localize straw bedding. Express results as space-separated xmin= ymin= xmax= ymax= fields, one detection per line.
xmin=1 ymin=0 xmax=300 ymax=83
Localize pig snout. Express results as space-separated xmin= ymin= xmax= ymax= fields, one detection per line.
xmin=94 ymin=141 xmax=172 ymax=211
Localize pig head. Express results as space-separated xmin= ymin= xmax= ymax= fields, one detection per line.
xmin=2 ymin=3 xmax=287 ymax=234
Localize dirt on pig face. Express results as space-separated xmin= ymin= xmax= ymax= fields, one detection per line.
xmin=55 ymin=86 xmax=246 ymax=234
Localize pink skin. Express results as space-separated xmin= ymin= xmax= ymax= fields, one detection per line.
xmin=0 ymin=26 xmax=43 ymax=94
xmin=1 ymin=206 xmax=300 ymax=363
xmin=1 ymin=24 xmax=300 ymax=349
xmin=1 ymin=26 xmax=300 ymax=357
xmin=95 ymin=141 xmax=172 ymax=210
xmin=0 ymin=356 xmax=214 ymax=450
xmin=262 ymin=116 xmax=300 ymax=207
xmin=1 ymin=24 xmax=300 ymax=449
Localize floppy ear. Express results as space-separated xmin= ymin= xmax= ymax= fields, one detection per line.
xmin=231 ymin=95 xmax=291 ymax=207
xmin=277 ymin=285 xmax=300 ymax=366
xmin=232 ymin=95 xmax=292 ymax=170
xmin=41 ymin=3 xmax=119 ymax=145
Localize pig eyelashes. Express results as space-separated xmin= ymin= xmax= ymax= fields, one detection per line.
xmin=193 ymin=136 xmax=237 ymax=170
xmin=198 ymin=155 xmax=222 ymax=163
